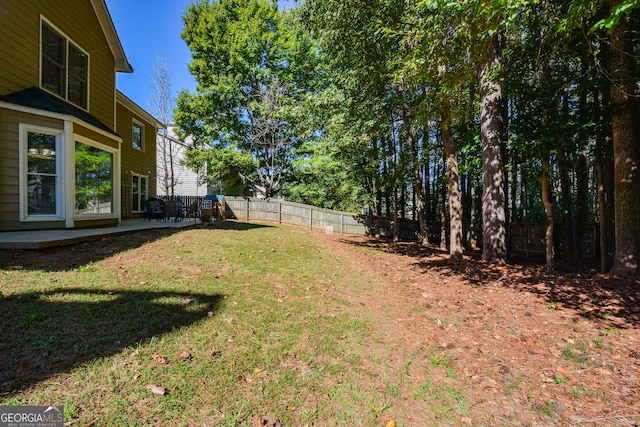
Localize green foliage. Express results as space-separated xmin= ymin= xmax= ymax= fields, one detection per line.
xmin=283 ymin=139 xmax=367 ymax=212
xmin=176 ymin=0 xmax=317 ymax=196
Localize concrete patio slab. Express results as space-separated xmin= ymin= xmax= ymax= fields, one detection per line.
xmin=0 ymin=219 xmax=199 ymax=250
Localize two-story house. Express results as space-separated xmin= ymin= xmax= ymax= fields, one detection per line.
xmin=0 ymin=0 xmax=162 ymax=231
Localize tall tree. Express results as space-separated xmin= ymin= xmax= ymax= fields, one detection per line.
xmin=149 ymin=56 xmax=178 ymax=197
xmin=176 ymin=0 xmax=310 ymax=197
xmin=608 ymin=1 xmax=640 ymax=275
xmin=479 ymin=34 xmax=508 ymax=263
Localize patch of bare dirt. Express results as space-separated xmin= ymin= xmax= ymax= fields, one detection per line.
xmin=313 ymin=231 xmax=640 ymax=426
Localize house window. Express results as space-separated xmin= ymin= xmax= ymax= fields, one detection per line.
xmin=132 ymin=120 xmax=143 ymax=150
xmin=41 ymin=20 xmax=88 ymax=109
xmin=132 ymin=174 xmax=148 ymax=212
xmin=20 ymin=126 xmax=62 ymax=219
xmin=75 ymin=142 xmax=113 ymax=215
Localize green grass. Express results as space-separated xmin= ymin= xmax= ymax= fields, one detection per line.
xmin=0 ymin=222 xmax=475 ymax=426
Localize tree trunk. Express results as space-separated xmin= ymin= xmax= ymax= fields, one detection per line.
xmin=469 ymin=183 xmax=479 ymax=250
xmin=594 ymin=81 xmax=615 ymax=272
xmin=522 ymin=174 xmax=529 ymax=259
xmin=558 ymin=154 xmax=575 ymax=263
xmin=479 ymin=35 xmax=507 ymax=264
xmin=393 ymin=184 xmax=399 ymax=242
xmin=442 ymin=103 xmax=463 ymax=259
xmin=424 ymin=150 xmax=431 ymax=233
xmin=609 ymin=2 xmax=640 ymax=275
xmin=440 ymin=175 xmax=447 ymax=251
xmin=383 ymin=138 xmax=391 ymax=218
xmin=412 ymin=140 xmax=429 ymax=246
xmin=574 ymin=51 xmax=591 ymax=268
xmin=542 ymin=156 xmax=555 ymax=274
xmin=575 ymin=153 xmax=587 ymax=266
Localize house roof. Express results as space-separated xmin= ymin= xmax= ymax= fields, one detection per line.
xmin=90 ymin=0 xmax=133 ymax=73
xmin=0 ymin=87 xmax=118 ymax=136
xmin=116 ymin=91 xmax=164 ymax=129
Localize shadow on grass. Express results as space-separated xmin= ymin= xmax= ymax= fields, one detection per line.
xmin=0 ymin=221 xmax=273 ymax=273
xmin=206 ymin=220 xmax=273 ymax=231
xmin=0 ymin=228 xmax=190 ymax=272
xmin=339 ymin=236 xmax=640 ymax=328
xmin=0 ymin=288 xmax=222 ymax=393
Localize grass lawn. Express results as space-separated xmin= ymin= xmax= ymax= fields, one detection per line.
xmin=0 ymin=222 xmax=411 ymax=426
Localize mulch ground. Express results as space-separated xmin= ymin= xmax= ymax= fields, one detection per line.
xmin=313 ymin=231 xmax=640 ymax=426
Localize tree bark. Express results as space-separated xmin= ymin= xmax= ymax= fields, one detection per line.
xmin=442 ymin=103 xmax=463 ymax=259
xmin=594 ymin=80 xmax=615 ymax=272
xmin=479 ymin=35 xmax=507 ymax=264
xmin=411 ymin=134 xmax=429 ymax=246
xmin=575 ymin=153 xmax=588 ymax=266
xmin=558 ymin=154 xmax=575 ymax=263
xmin=609 ymin=2 xmax=640 ymax=275
xmin=542 ymin=156 xmax=555 ymax=274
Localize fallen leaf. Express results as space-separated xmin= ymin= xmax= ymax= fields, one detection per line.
xmin=556 ymin=366 xmax=568 ymax=376
xmin=147 ymin=384 xmax=166 ymax=396
xmin=176 ymin=351 xmax=192 ymax=361
xmin=460 ymin=416 xmax=472 ymax=426
xmin=386 ymin=421 xmax=396 ymax=427
xmin=253 ymin=417 xmax=282 ymax=427
xmin=84 ymin=419 xmax=98 ymax=427
xmin=181 ymin=298 xmax=193 ymax=305
xmin=132 ymin=373 xmax=142 ymax=381
xmin=152 ymin=353 xmax=168 ymax=364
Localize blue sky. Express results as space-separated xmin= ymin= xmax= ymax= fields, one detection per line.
xmin=107 ymin=0 xmax=297 ymax=117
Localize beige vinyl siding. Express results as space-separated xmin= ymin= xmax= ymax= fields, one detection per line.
xmin=0 ymin=0 xmax=117 ymax=128
xmin=0 ymin=108 xmax=65 ymax=231
xmin=0 ymin=1 xmax=40 ymax=95
xmin=74 ymin=125 xmax=120 ymax=152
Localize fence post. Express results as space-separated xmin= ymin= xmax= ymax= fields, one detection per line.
xmin=309 ymin=207 xmax=313 ymax=230
xmin=278 ymin=201 xmax=282 ymax=224
xmin=340 ymin=213 xmax=344 ymax=234
xmin=246 ymin=198 xmax=250 ymax=221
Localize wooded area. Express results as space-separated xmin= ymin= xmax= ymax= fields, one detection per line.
xmin=173 ymin=0 xmax=640 ymax=276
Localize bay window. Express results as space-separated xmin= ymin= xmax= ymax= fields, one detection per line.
xmin=75 ymin=141 xmax=114 ymax=215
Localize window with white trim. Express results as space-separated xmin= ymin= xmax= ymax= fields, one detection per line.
xmin=41 ymin=20 xmax=88 ymax=109
xmin=132 ymin=119 xmax=144 ymax=150
xmin=20 ymin=125 xmax=62 ymax=220
xmin=132 ymin=174 xmax=148 ymax=212
xmin=75 ymin=141 xmax=114 ymax=215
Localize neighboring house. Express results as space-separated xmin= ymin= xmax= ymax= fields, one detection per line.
xmin=0 ymin=0 xmax=161 ymax=230
xmin=156 ymin=127 xmax=209 ymax=198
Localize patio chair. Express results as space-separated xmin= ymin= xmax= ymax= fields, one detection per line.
xmin=144 ymin=199 xmax=164 ymax=221
xmin=175 ymin=200 xmax=185 ymax=221
xmin=185 ymin=201 xmax=200 ymax=223
xmin=164 ymin=200 xmax=177 ymax=221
